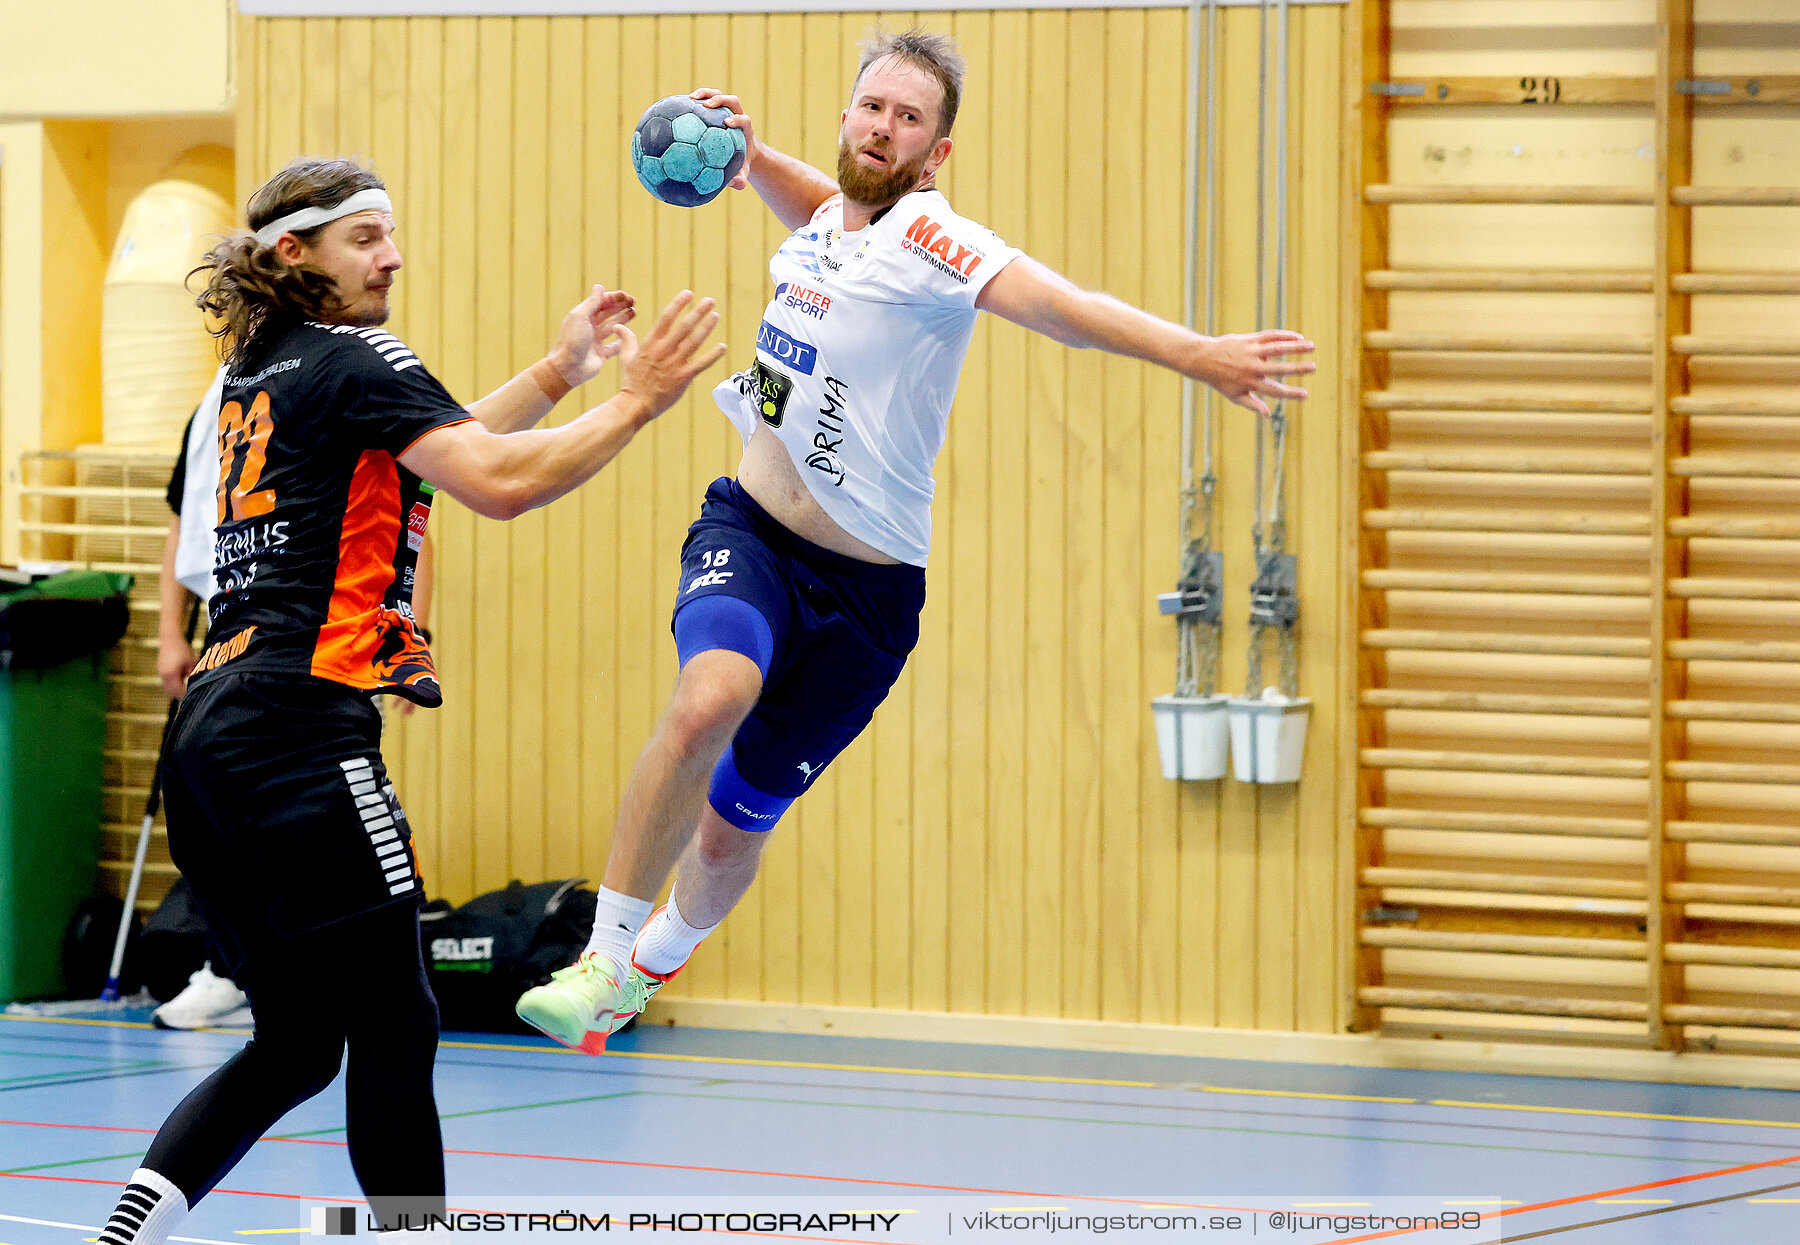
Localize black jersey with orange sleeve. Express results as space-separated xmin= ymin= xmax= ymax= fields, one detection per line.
xmin=187 ymin=320 xmax=473 ymax=707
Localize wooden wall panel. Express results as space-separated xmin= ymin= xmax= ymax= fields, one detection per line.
xmin=436 ymin=17 xmax=482 ymax=906
xmin=1294 ymin=4 xmax=1348 ymax=1036
xmin=1354 ymin=0 xmax=1800 ymax=1052
xmin=1021 ymin=9 xmax=1072 ymax=1023
xmin=1137 ymin=15 xmax=1186 ymax=1028
xmin=240 ymin=4 xmax=1351 ymax=1034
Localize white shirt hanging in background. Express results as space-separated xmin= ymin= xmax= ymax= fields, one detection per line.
xmin=174 ymin=367 xmax=225 ymax=604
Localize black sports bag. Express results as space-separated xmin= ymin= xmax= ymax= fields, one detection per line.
xmin=420 ymin=878 xmax=598 ymax=1033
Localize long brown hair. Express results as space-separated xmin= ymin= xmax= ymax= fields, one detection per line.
xmin=192 ymin=158 xmax=386 ymax=364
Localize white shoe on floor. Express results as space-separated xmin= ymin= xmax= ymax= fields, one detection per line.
xmin=152 ymin=964 xmax=252 ymax=1030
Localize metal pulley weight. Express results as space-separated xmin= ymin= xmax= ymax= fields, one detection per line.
xmin=1157 ymin=548 xmax=1223 ymax=624
xmin=1247 ymin=552 xmax=1297 ymax=631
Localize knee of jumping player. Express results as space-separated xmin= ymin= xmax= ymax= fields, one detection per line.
xmin=664 ymin=597 xmax=771 ymax=754
xmin=705 ymin=743 xmax=796 ymax=833
xmin=662 ymin=655 xmax=762 ymax=755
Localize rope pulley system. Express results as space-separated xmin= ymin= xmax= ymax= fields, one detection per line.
xmin=1247 ymin=0 xmax=1300 ymax=704
xmin=1159 ymin=0 xmax=1225 ymax=704
xmin=1154 ymin=0 xmax=1310 ymax=785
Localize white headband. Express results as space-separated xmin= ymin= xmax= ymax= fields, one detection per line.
xmin=253 ymin=188 xmax=393 ymax=247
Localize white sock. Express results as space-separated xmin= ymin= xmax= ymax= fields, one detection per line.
xmin=97 ymin=1168 xmax=187 ymax=1245
xmin=631 ymin=890 xmax=716 ymax=977
xmin=582 ymin=886 xmax=654 ymax=966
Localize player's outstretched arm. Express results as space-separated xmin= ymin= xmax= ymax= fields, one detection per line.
xmin=398 ymin=291 xmax=726 ymax=520
xmin=976 ymin=255 xmax=1317 ymax=417
xmin=690 ymin=88 xmax=837 ymax=231
xmin=462 ymin=284 xmax=637 ymax=434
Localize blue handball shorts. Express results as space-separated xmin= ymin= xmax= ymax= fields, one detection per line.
xmin=672 ymin=477 xmax=926 ymax=821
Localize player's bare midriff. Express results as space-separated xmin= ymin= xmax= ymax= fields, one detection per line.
xmin=735 ymin=424 xmax=902 ymax=565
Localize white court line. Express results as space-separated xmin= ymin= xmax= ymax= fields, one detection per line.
xmin=0 ymin=1212 xmax=236 ymax=1245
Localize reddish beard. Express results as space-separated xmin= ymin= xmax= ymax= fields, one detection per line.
xmin=836 ymin=137 xmax=930 ymax=208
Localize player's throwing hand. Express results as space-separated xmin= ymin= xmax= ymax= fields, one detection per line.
xmin=690 ymin=88 xmax=755 ymax=190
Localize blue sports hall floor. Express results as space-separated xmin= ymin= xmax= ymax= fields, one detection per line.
xmin=1 ymin=1006 xmax=1797 ymax=1243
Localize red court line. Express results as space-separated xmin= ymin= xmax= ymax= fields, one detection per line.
xmin=0 ymin=1169 xmax=356 ymax=1203
xmin=441 ymin=1142 xmax=1278 ymax=1211
xmin=1 ymin=1114 xmax=1250 ymax=1210
xmin=1321 ymin=1151 xmax=1800 ymax=1243
xmin=0 ymin=1178 xmax=897 ymax=1245
xmin=663 ymin=1236 xmax=884 ymax=1245
xmin=0 ymin=1137 xmax=1267 ymax=1216
xmin=0 ymin=1117 xmax=363 ymax=1147
xmin=0 ymin=1118 xmax=154 ymax=1135
xmin=0 ymin=1169 xmax=880 ymax=1241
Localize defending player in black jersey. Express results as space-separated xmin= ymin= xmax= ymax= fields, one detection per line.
xmin=95 ymin=157 xmax=725 ymax=1243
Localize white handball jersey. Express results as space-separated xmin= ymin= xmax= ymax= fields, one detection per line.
xmin=713 ymin=189 xmax=1020 ymax=567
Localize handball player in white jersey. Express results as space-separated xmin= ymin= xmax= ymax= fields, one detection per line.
xmin=517 ymin=26 xmax=1316 ymax=1049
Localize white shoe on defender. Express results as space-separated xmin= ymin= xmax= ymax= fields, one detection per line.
xmin=152 ymin=964 xmax=252 ymax=1031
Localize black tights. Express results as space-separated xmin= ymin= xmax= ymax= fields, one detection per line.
xmin=142 ymin=901 xmax=445 ymax=1228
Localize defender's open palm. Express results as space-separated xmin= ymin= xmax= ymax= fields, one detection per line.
xmin=617 ymin=291 xmax=728 ymax=420
xmin=550 ymin=285 xmax=637 ymax=389
xmin=1204 ymin=330 xmax=1316 ymax=417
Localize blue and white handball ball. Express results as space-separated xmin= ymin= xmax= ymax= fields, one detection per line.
xmin=632 ymin=96 xmax=747 ymax=207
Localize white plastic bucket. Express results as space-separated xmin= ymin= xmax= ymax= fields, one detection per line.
xmin=103 ymin=176 xmax=233 ymax=447
xmin=1227 ymin=690 xmax=1311 ymax=784
xmin=1151 ymin=693 xmax=1231 ymax=781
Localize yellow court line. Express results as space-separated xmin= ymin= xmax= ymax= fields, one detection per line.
xmin=0 ymin=1013 xmax=250 ymax=1035
xmin=439 ymin=1040 xmax=1159 ymax=1088
xmin=445 ymin=1043 xmax=1411 ymax=1099
xmin=1432 ymin=1098 xmax=1800 ymax=1132
xmin=1200 ymin=1085 xmax=1417 ymax=1106
xmin=10 ymin=1013 xmax=1796 ymax=1131
xmin=0 ymin=1014 xmax=155 ymax=1032
xmin=4 ymin=1016 xmax=1155 ymax=1089
xmin=606 ymin=1049 xmax=1160 ymax=1088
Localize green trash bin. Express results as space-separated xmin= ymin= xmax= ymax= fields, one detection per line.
xmin=0 ymin=569 xmax=133 ymax=1002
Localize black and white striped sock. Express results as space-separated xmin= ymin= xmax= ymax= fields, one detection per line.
xmin=97 ymin=1168 xmax=187 ymax=1245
